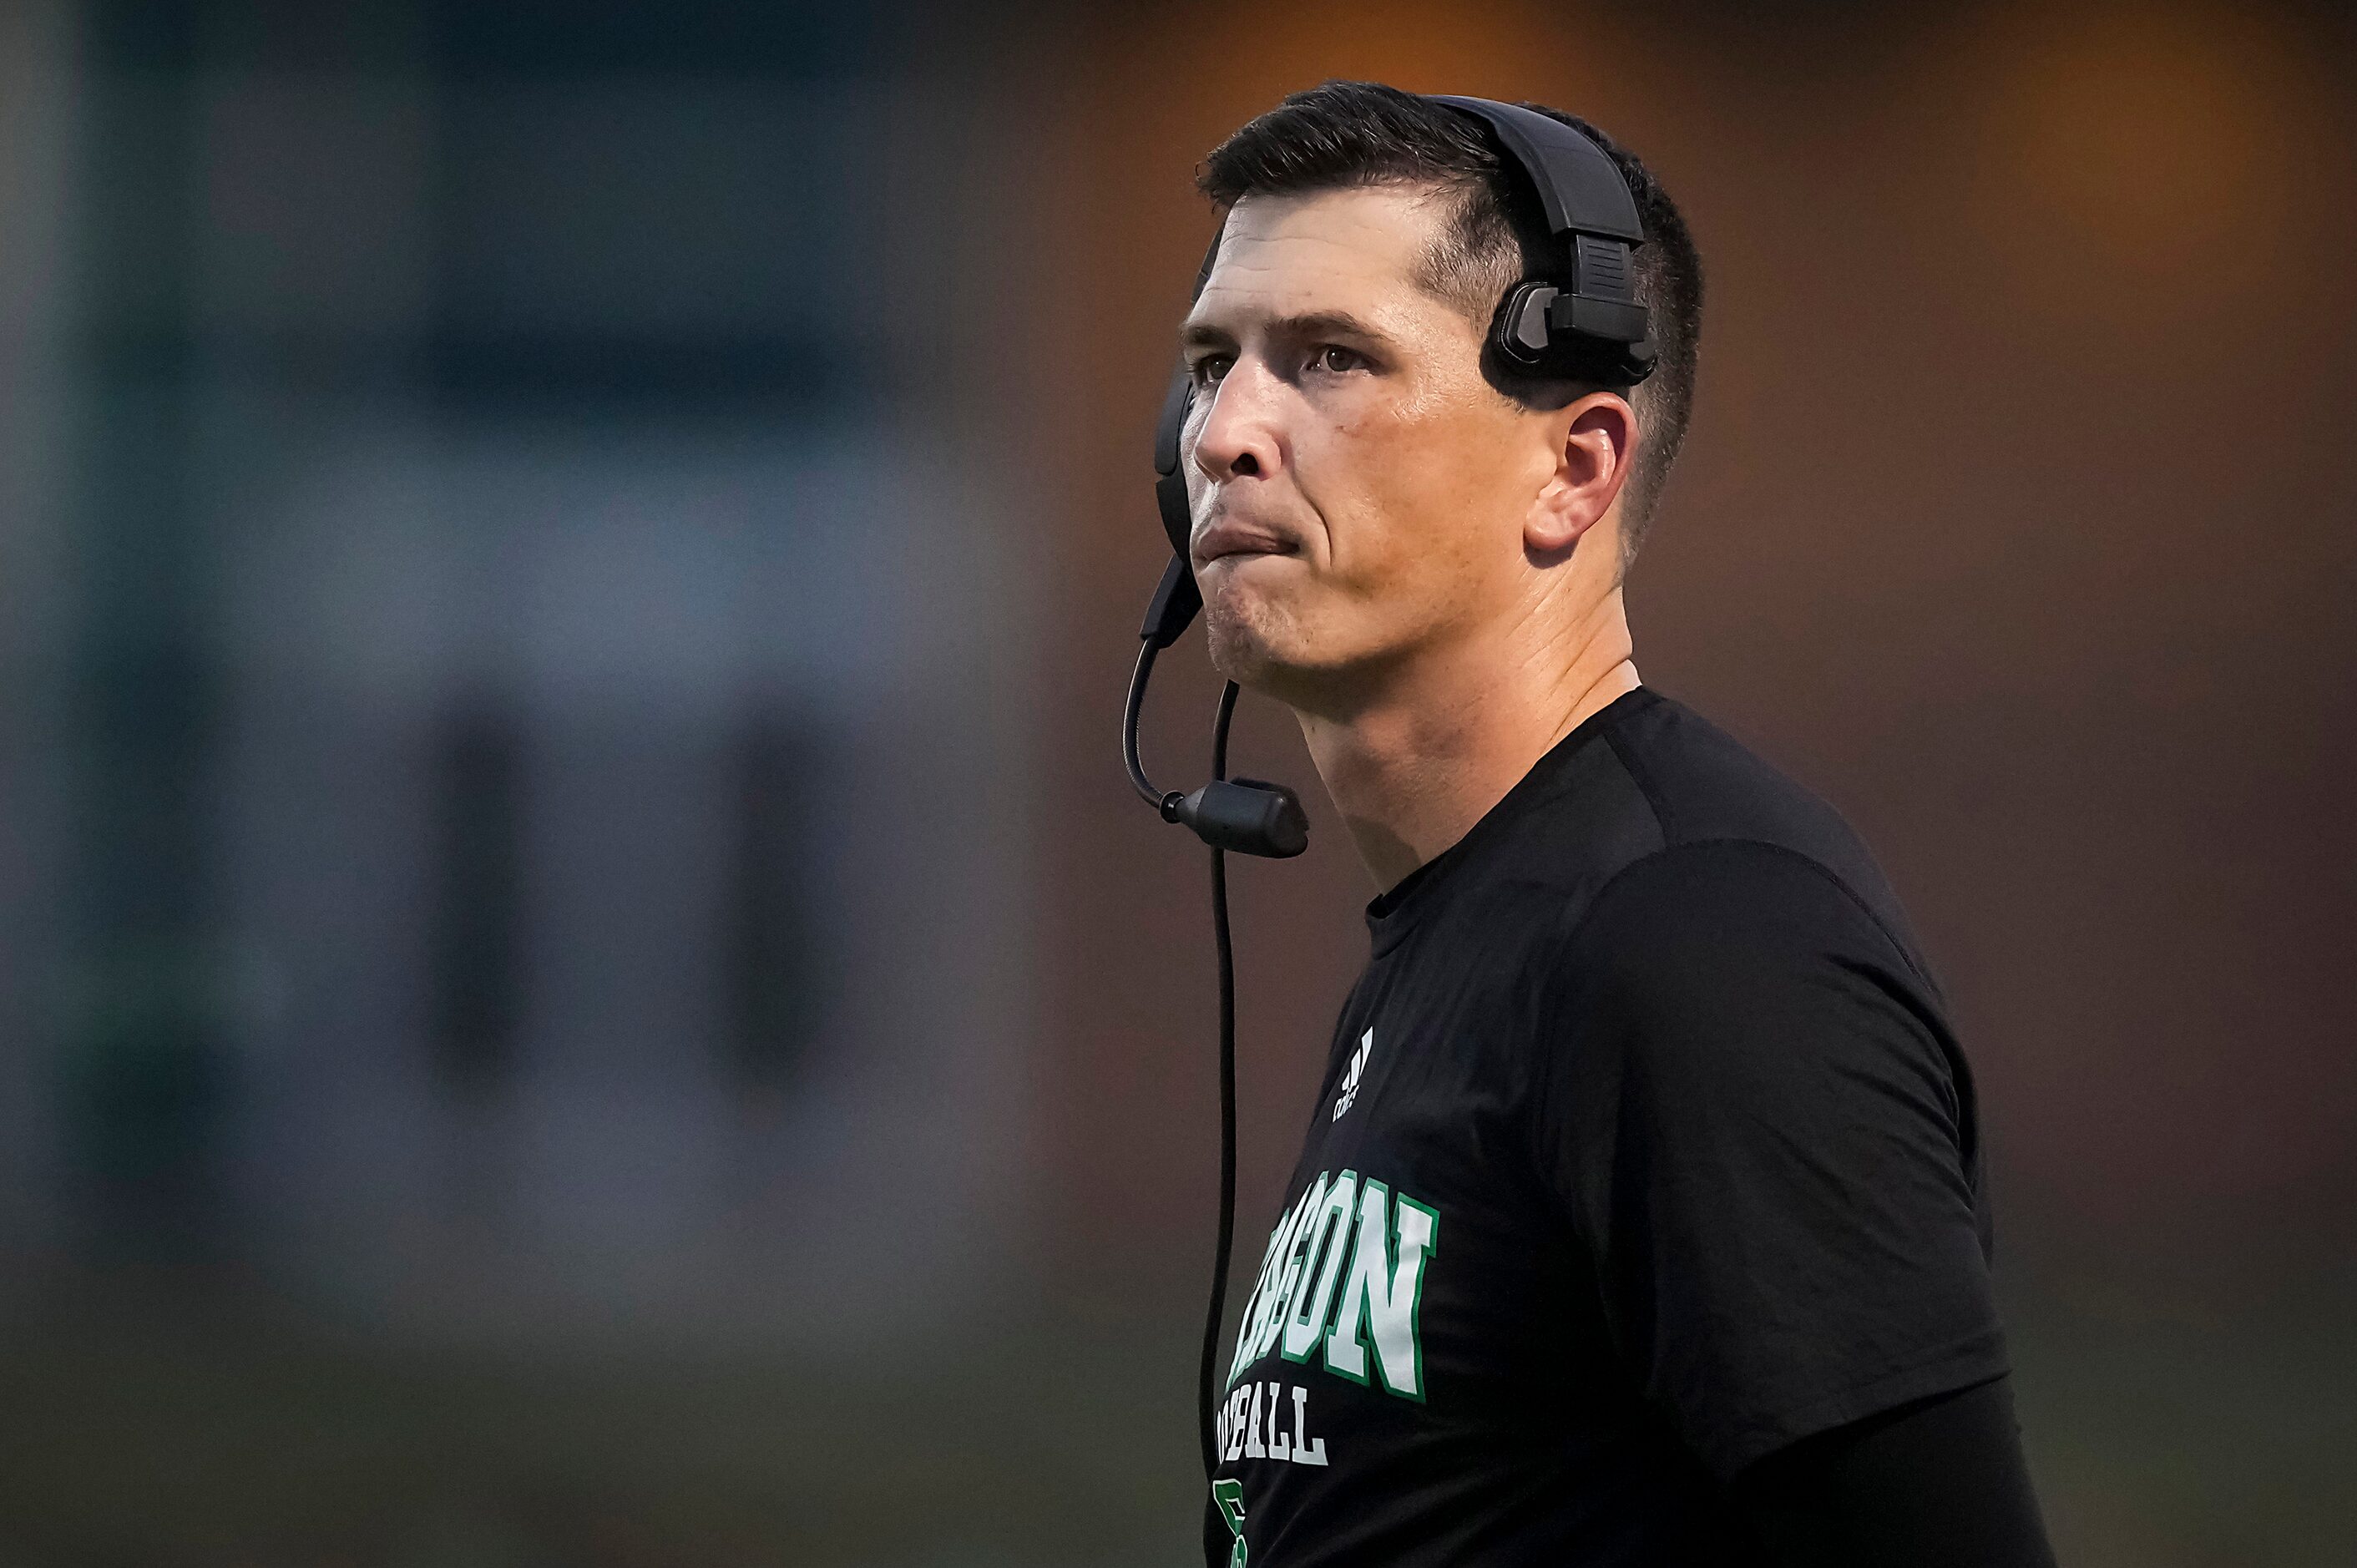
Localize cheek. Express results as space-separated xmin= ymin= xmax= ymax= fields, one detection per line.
xmin=1313 ymin=402 xmax=1511 ymax=589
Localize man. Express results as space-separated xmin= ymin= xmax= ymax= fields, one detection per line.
xmin=1177 ymin=83 xmax=2054 ymax=1565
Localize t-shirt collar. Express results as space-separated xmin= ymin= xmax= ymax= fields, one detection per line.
xmin=1363 ymin=686 xmax=1654 ymax=953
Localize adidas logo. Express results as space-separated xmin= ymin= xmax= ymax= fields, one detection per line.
xmin=1332 ymin=1028 xmax=1373 ymax=1121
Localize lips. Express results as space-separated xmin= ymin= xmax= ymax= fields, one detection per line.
xmin=1192 ymin=515 xmax=1297 ymax=568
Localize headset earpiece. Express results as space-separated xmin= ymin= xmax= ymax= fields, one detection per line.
xmin=1492 ymin=281 xmax=1659 ymax=387
xmin=1495 ymin=281 xmax=1560 ymax=367
xmin=1433 ymin=96 xmax=1660 ymax=392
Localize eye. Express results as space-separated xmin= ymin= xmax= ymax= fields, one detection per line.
xmin=1191 ymin=354 xmax=1233 ymax=388
xmin=1311 ymin=345 xmax=1367 ymax=375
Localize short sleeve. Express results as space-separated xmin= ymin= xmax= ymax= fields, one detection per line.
xmin=1538 ymin=840 xmax=2009 ymax=1479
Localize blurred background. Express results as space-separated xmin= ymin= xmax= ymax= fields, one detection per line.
xmin=0 ymin=0 xmax=2350 ymax=1562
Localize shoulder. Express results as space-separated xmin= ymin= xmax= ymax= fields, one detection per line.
xmin=1535 ymin=836 xmax=1979 ymax=1222
xmin=1585 ymin=692 xmax=1926 ymax=969
xmin=1571 ymin=838 xmax=1921 ymax=986
xmin=1544 ymin=837 xmax=1969 ymax=1155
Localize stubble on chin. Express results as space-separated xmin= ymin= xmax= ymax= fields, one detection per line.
xmin=1202 ymin=585 xmax=1290 ymax=690
xmin=1203 ymin=601 xmax=1268 ymax=688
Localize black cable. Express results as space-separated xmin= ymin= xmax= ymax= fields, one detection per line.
xmin=1198 ymin=679 xmax=1243 ymax=1483
xmin=1125 ymin=640 xmax=1166 ymax=810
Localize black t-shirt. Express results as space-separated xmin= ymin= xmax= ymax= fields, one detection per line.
xmin=1205 ymin=688 xmax=2008 ymax=1566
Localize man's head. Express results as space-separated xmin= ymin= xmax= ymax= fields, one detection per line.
xmin=1179 ymin=82 xmax=1701 ymax=708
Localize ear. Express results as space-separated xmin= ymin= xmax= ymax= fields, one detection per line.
xmin=1525 ymin=392 xmax=1638 ymax=558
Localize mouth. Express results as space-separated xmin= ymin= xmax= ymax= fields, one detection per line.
xmin=1191 ymin=517 xmax=1299 ymax=569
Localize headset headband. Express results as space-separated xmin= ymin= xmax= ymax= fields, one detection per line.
xmin=1426 ymin=96 xmax=1645 ymax=244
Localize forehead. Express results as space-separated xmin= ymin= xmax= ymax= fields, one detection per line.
xmin=1186 ymin=185 xmax=1450 ymax=331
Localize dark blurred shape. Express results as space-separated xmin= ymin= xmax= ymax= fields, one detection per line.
xmin=724 ymin=710 xmax=828 ymax=1088
xmin=59 ymin=957 xmax=230 ymax=1268
xmin=427 ymin=697 xmax=524 ymax=1095
xmin=62 ymin=0 xmax=230 ymax=1271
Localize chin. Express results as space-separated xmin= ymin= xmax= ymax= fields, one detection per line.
xmin=1201 ymin=577 xmax=1297 ymax=689
xmin=1199 ymin=558 xmax=1400 ymax=706
xmin=1203 ymin=577 xmax=1350 ymax=701
xmin=1203 ymin=596 xmax=1269 ymax=677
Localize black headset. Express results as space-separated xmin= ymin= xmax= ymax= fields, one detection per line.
xmin=1116 ymin=94 xmax=1658 ymax=1486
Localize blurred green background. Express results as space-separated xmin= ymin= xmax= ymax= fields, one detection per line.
xmin=0 ymin=1 xmax=2351 ymax=1562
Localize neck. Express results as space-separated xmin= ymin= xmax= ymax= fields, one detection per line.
xmin=1297 ymin=587 xmax=1640 ymax=893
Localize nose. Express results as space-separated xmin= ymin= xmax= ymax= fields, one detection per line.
xmin=1190 ymin=360 xmax=1282 ymax=487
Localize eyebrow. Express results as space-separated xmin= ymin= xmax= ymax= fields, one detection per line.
xmin=1179 ymin=308 xmax=1396 ymax=352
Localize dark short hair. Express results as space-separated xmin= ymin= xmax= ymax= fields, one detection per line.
xmin=1199 ymin=81 xmax=1703 ymax=564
